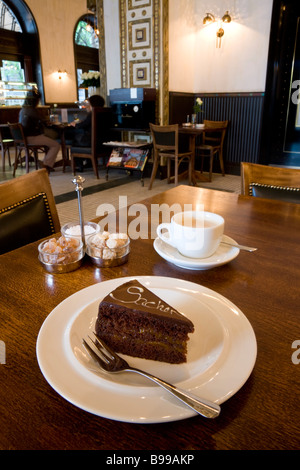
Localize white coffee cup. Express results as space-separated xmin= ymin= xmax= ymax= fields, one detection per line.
xmin=156 ymin=211 xmax=224 ymax=259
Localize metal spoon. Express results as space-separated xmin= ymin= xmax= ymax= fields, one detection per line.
xmin=221 ymin=241 xmax=257 ymax=252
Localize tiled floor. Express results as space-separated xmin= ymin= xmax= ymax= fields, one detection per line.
xmin=0 ymin=156 xmax=242 ymax=227
xmin=53 ymin=170 xmax=241 ymax=226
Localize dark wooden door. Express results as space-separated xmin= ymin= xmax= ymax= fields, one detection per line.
xmin=261 ymin=0 xmax=300 ymax=167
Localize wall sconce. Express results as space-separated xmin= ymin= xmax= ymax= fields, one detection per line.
xmin=203 ymin=13 xmax=215 ymax=25
xmin=203 ymin=11 xmax=232 ymax=48
xmin=57 ymin=70 xmax=67 ymax=80
xmin=222 ymin=11 xmax=232 ymax=23
xmin=216 ymin=27 xmax=224 ymax=48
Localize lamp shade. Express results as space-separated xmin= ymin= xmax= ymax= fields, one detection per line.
xmin=203 ymin=13 xmax=215 ymax=25
xmin=222 ymin=11 xmax=231 ymax=23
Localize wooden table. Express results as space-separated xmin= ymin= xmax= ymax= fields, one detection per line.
xmin=1 ymin=186 xmax=300 ymax=451
xmin=47 ymin=122 xmax=71 ymax=172
xmin=179 ymin=125 xmax=225 ymax=184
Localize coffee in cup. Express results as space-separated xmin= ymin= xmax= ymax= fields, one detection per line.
xmin=156 ymin=211 xmax=224 ymax=258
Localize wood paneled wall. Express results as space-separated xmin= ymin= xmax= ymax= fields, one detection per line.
xmin=169 ymin=91 xmax=265 ymax=174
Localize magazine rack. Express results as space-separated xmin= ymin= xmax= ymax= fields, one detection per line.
xmin=105 ymin=142 xmax=151 ymax=186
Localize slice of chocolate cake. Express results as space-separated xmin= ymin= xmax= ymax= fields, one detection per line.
xmin=95 ymin=279 xmax=194 ymax=364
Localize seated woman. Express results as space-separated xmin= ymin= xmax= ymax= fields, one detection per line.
xmin=65 ymin=94 xmax=105 ymax=147
xmin=19 ymin=88 xmax=61 ymax=173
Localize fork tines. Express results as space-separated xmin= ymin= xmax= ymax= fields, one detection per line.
xmin=83 ymin=334 xmax=116 ymax=371
xmin=92 ymin=332 xmax=116 ymax=359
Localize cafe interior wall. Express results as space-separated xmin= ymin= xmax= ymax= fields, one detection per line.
xmin=169 ymin=0 xmax=274 ymax=94
xmin=24 ymin=0 xmax=273 ymax=114
xmin=23 ymin=0 xmax=274 ymax=99
xmin=169 ymin=0 xmax=273 ymax=93
xmin=24 ymin=0 xmax=121 ymax=104
xmin=168 ymin=0 xmax=274 ymax=173
xmin=20 ymin=0 xmax=274 ymax=174
xmin=25 ymin=0 xmax=88 ymax=103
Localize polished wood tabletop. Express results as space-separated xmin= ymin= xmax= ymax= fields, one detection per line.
xmin=1 ymin=185 xmax=300 ymax=451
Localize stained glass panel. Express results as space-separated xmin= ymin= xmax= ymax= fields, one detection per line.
xmin=75 ymin=20 xmax=99 ymax=49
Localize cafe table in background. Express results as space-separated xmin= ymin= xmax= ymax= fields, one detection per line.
xmin=179 ymin=124 xmax=227 ymax=184
xmin=0 ymin=185 xmax=299 ymax=451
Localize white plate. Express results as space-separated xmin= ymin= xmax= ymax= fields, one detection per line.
xmin=154 ymin=235 xmax=240 ymax=270
xmin=36 ymin=276 xmax=256 ymax=424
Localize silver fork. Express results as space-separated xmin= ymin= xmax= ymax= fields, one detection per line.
xmin=82 ymin=333 xmax=220 ymax=419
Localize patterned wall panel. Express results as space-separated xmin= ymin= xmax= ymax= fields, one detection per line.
xmin=119 ymin=0 xmax=169 ymax=124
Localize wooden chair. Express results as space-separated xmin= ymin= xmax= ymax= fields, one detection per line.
xmin=8 ymin=122 xmax=48 ymax=177
xmin=148 ymin=123 xmax=193 ymax=190
xmin=0 ymin=125 xmax=14 ymax=171
xmin=241 ymin=162 xmax=300 ymax=203
xmin=70 ymin=107 xmax=113 ymax=179
xmin=195 ymin=120 xmax=228 ymax=182
xmin=0 ymin=168 xmax=60 ymax=255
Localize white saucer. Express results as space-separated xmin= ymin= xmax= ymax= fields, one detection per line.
xmin=154 ymin=235 xmax=240 ymax=270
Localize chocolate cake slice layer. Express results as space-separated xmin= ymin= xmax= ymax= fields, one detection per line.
xmin=95 ymin=279 xmax=194 ymax=364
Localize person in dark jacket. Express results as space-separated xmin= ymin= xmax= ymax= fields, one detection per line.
xmin=65 ymin=94 xmax=105 ymax=147
xmin=18 ymin=88 xmax=60 ymax=172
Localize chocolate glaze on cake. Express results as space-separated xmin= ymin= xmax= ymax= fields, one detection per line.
xmin=95 ymin=279 xmax=194 ymax=364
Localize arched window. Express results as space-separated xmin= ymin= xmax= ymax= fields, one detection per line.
xmin=0 ymin=0 xmax=22 ymax=31
xmin=0 ymin=0 xmax=23 ymax=83
xmin=0 ymin=0 xmax=42 ymax=100
xmin=74 ymin=14 xmax=100 ymax=101
xmin=75 ymin=18 xmax=99 ymax=49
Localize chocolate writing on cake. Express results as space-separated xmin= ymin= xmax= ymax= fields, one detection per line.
xmin=109 ymin=285 xmax=178 ymax=315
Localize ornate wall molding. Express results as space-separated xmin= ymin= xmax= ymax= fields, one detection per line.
xmin=119 ymin=0 xmax=169 ymax=124
xmin=96 ymin=0 xmax=107 ymax=102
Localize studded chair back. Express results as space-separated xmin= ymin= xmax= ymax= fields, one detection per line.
xmin=0 ymin=168 xmax=60 ymax=254
xmin=241 ymin=162 xmax=300 ymax=204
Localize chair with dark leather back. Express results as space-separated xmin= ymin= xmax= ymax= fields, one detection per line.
xmin=8 ymin=122 xmax=48 ymax=176
xmin=149 ymin=123 xmax=193 ymax=190
xmin=0 ymin=168 xmax=60 ymax=255
xmin=195 ymin=120 xmax=228 ymax=182
xmin=70 ymin=107 xmax=113 ymax=179
xmin=241 ymin=162 xmax=300 ymax=204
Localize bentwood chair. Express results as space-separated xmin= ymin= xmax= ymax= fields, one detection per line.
xmin=149 ymin=123 xmax=193 ymax=190
xmin=241 ymin=162 xmax=300 ymax=204
xmin=0 ymin=168 xmax=60 ymax=255
xmin=195 ymin=120 xmax=228 ymax=182
xmin=8 ymin=122 xmax=48 ymax=177
xmin=0 ymin=125 xmax=14 ymax=171
xmin=70 ymin=107 xmax=113 ymax=179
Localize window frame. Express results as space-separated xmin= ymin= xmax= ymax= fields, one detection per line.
xmin=0 ymin=0 xmax=42 ymax=100
xmin=74 ymin=14 xmax=100 ymax=101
